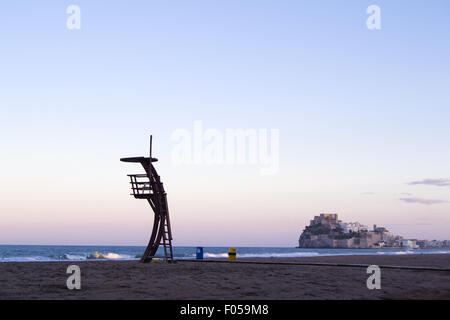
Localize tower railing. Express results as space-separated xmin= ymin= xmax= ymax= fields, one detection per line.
xmin=128 ymin=174 xmax=153 ymax=197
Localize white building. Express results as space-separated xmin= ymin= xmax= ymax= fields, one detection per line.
xmin=339 ymin=222 xmax=368 ymax=234
xmin=402 ymin=240 xmax=419 ymax=249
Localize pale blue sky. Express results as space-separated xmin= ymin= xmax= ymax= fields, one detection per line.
xmin=0 ymin=1 xmax=449 ymax=245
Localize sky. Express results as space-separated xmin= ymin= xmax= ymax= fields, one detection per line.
xmin=0 ymin=1 xmax=449 ymax=246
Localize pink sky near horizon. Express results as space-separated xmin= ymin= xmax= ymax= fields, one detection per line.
xmin=1 ymin=154 xmax=449 ymax=246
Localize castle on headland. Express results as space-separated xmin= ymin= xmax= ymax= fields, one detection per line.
xmin=299 ymin=213 xmax=407 ymax=249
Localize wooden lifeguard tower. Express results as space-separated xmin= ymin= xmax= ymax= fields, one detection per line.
xmin=120 ymin=136 xmax=174 ymax=263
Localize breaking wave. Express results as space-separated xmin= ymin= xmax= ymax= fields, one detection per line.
xmin=197 ymin=252 xmax=323 ymax=259
xmin=236 ymin=252 xmax=321 ymax=258
xmin=87 ymin=252 xmax=126 ymax=260
xmin=0 ymin=253 xmax=138 ymax=262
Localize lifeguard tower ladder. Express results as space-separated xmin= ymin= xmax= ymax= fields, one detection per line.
xmin=120 ymin=136 xmax=174 ymax=263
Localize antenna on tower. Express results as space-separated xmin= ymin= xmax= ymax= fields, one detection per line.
xmin=149 ymin=135 xmax=153 ymax=178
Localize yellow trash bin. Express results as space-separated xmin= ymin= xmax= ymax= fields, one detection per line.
xmin=228 ymin=248 xmax=236 ymax=261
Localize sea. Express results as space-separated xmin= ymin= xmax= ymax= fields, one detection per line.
xmin=0 ymin=245 xmax=449 ymax=262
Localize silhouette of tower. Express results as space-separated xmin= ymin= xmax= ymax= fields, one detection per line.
xmin=120 ymin=136 xmax=174 ymax=263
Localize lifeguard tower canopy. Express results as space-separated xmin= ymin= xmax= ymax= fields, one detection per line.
xmin=120 ymin=136 xmax=174 ymax=263
xmin=120 ymin=157 xmax=158 ymax=163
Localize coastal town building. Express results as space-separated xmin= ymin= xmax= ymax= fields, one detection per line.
xmin=338 ymin=222 xmax=368 ymax=234
xmin=402 ymin=240 xmax=419 ymax=249
xmin=299 ymin=214 xmax=399 ymax=249
xmin=298 ymin=213 xmax=450 ymax=249
xmin=299 ymin=213 xmax=450 ymax=249
xmin=416 ymin=239 xmax=450 ymax=248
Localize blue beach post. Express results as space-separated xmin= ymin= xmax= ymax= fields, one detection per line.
xmin=196 ymin=247 xmax=204 ymax=260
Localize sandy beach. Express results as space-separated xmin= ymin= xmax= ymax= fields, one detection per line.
xmin=0 ymin=254 xmax=449 ymax=300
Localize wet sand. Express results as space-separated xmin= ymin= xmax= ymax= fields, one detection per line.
xmin=0 ymin=254 xmax=449 ymax=300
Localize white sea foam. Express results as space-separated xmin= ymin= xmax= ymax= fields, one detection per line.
xmin=62 ymin=254 xmax=88 ymax=260
xmin=204 ymin=253 xmax=228 ymax=258
xmin=200 ymin=249 xmax=450 ymax=259
xmin=0 ymin=252 xmax=138 ymax=263
xmin=87 ymin=252 xmax=136 ymax=260
xmin=238 ymin=252 xmax=321 ymax=258
xmin=395 ymin=250 xmax=414 ymax=255
xmin=102 ymin=253 xmax=122 ymax=259
xmin=202 ymin=252 xmax=321 ymax=259
xmin=0 ymin=256 xmax=49 ymax=262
